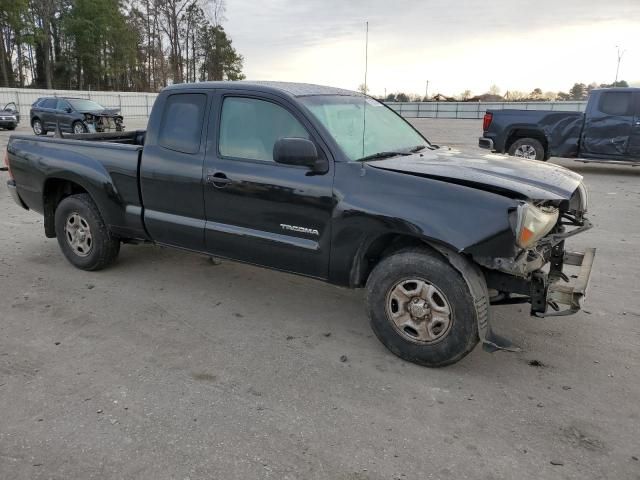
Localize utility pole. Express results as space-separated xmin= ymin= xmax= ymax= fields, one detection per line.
xmin=425 ymin=80 xmax=429 ymax=99
xmin=614 ymin=45 xmax=625 ymax=86
xmin=384 ymin=87 xmax=387 ymax=99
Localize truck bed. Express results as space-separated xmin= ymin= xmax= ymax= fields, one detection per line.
xmin=8 ymin=132 xmax=146 ymax=240
xmin=63 ymin=129 xmax=147 ymax=145
xmin=484 ymin=109 xmax=584 ymax=158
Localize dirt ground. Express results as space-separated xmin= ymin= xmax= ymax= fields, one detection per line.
xmin=1 ymin=119 xmax=639 ymax=479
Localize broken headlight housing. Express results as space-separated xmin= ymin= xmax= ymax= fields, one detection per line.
xmin=515 ymin=203 xmax=559 ymax=248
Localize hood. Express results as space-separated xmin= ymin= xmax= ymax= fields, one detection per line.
xmin=80 ymin=108 xmax=122 ymax=117
xmin=368 ymin=148 xmax=582 ymax=201
xmin=0 ymin=109 xmax=18 ymax=116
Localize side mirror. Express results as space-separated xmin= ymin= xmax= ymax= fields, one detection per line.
xmin=65 ymin=107 xmax=72 ymax=113
xmin=273 ymin=138 xmax=327 ymax=172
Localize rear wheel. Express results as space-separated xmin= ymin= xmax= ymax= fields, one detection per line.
xmin=508 ymin=137 xmax=545 ymax=160
xmin=54 ymin=193 xmax=120 ymax=271
xmin=366 ymin=248 xmax=481 ymax=367
xmin=32 ymin=118 xmax=46 ymax=136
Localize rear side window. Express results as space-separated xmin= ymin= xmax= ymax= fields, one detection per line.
xmin=56 ymin=99 xmax=70 ymax=111
xmin=159 ymin=93 xmax=206 ymax=154
xmin=41 ymin=98 xmax=57 ymax=109
xmin=219 ymin=97 xmax=309 ymax=162
xmin=598 ymin=92 xmax=632 ymax=116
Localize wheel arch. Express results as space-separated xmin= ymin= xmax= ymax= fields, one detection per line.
xmin=42 ymin=177 xmax=92 ymax=238
xmin=349 ymin=232 xmax=461 ymax=288
xmin=41 ymin=164 xmax=127 ymax=241
xmin=505 ymin=127 xmax=548 ymax=155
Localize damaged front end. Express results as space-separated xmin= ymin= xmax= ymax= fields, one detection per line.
xmin=83 ymin=110 xmax=125 ymax=133
xmin=476 ymin=182 xmax=595 ymax=317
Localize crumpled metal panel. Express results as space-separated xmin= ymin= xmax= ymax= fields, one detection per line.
xmin=541 ymin=113 xmax=584 ymax=158
xmin=581 ymin=115 xmax=631 ymax=156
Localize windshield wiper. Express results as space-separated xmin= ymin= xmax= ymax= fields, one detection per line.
xmin=355 ymin=151 xmax=412 ymax=162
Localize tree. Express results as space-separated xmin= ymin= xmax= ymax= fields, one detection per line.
xmin=488 ymin=84 xmax=501 ymax=96
xmin=0 ymin=0 xmax=244 ymax=90
xmin=385 ymin=93 xmax=396 ymax=102
xmin=569 ymin=83 xmax=587 ymax=100
xmin=528 ymin=88 xmax=543 ymax=100
xmin=396 ymin=92 xmax=409 ymax=102
xmin=357 ymin=83 xmax=369 ymax=95
xmin=460 ymin=89 xmax=471 ymax=101
xmin=505 ymin=90 xmax=527 ymax=101
xmin=199 ymin=25 xmax=245 ymax=81
xmin=599 ymin=80 xmax=629 ymax=88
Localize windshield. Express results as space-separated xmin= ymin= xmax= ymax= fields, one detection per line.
xmin=67 ymin=99 xmax=106 ymax=111
xmin=300 ymin=95 xmax=428 ymax=161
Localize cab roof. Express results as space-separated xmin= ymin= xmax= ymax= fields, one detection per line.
xmin=163 ymin=81 xmax=362 ymax=98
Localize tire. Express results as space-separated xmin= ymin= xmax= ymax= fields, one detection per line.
xmin=54 ymin=193 xmax=120 ymax=271
xmin=508 ymin=137 xmax=546 ymax=160
xmin=7 ymin=126 xmax=16 ymax=131
xmin=72 ymin=121 xmax=88 ymax=134
xmin=32 ymin=118 xmax=46 ymax=136
xmin=365 ymin=248 xmax=480 ymax=367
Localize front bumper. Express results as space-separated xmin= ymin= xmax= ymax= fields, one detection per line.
xmin=0 ymin=120 xmax=17 ymax=128
xmin=486 ymin=246 xmax=596 ymax=317
xmin=7 ymin=180 xmax=29 ymax=210
xmin=540 ymin=248 xmax=596 ymax=316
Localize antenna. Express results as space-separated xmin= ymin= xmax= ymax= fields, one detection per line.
xmin=361 ymin=21 xmax=369 ymax=159
xmin=614 ymin=45 xmax=625 ymax=86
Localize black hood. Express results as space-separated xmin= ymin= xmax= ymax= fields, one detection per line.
xmin=368 ymin=148 xmax=582 ymax=201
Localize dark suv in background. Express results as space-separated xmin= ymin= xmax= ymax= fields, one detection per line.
xmin=30 ymin=97 xmax=124 ymax=135
xmin=0 ymin=102 xmax=20 ymax=130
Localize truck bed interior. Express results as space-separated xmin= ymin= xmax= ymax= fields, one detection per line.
xmin=64 ymin=129 xmax=146 ymax=145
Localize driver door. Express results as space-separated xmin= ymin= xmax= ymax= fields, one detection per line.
xmin=203 ymin=92 xmax=335 ymax=279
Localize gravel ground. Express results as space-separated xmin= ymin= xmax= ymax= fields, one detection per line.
xmin=1 ymin=119 xmax=639 ymax=479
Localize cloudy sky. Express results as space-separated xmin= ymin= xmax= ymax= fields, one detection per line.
xmin=224 ymin=0 xmax=640 ymax=97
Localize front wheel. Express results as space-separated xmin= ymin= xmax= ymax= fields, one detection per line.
xmin=366 ymin=248 xmax=480 ymax=367
xmin=72 ymin=121 xmax=88 ymax=134
xmin=508 ymin=137 xmax=546 ymax=160
xmin=54 ymin=193 xmax=120 ymax=271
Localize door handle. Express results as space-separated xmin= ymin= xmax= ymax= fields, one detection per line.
xmin=206 ymin=172 xmax=232 ymax=188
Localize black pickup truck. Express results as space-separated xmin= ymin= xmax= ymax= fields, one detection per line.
xmin=479 ymin=88 xmax=640 ymax=163
xmin=4 ymin=81 xmax=595 ymax=367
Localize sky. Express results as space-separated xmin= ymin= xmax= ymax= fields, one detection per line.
xmin=224 ymin=0 xmax=640 ymax=97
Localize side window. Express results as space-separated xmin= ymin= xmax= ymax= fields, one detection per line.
xmin=57 ymin=99 xmax=70 ymax=111
xmin=42 ymin=98 xmax=57 ymax=109
xmin=219 ymin=97 xmax=309 ymax=162
xmin=159 ymin=93 xmax=206 ymax=154
xmin=598 ymin=92 xmax=632 ymax=116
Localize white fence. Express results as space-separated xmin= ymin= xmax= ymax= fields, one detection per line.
xmin=0 ymin=88 xmax=158 ymax=119
xmin=387 ymin=101 xmax=587 ymax=119
xmin=0 ymin=87 xmax=588 ymax=121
